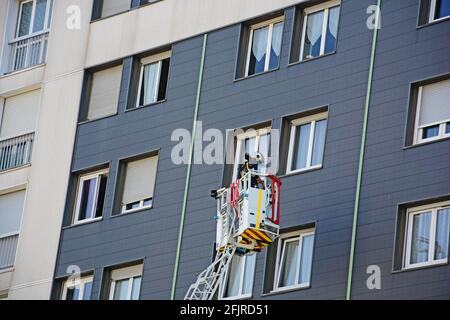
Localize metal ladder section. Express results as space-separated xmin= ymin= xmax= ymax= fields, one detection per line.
xmin=184 ymin=246 xmax=236 ymax=300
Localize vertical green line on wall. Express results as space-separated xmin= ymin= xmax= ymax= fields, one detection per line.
xmin=171 ymin=34 xmax=208 ymax=300
xmin=346 ymin=0 xmax=381 ymax=300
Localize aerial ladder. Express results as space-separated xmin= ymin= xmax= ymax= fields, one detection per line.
xmin=184 ymin=154 xmax=281 ymax=300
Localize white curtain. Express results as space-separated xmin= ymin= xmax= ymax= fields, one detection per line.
xmin=306 ymin=11 xmax=324 ymax=49
xmin=328 ymin=6 xmax=340 ymax=39
xmin=252 ymin=27 xmax=269 ymax=62
xmin=143 ymin=62 xmax=159 ymax=105
xmin=271 ymin=23 xmax=283 ymax=57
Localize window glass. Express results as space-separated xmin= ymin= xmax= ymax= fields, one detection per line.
xmin=299 ymin=234 xmax=314 ymax=284
xmin=303 ymin=10 xmax=324 ymax=60
xmin=82 ymin=282 xmax=93 ymax=300
xmin=225 ymin=256 xmax=242 ymax=297
xmin=435 ymin=209 xmax=450 ymax=260
xmin=435 ymin=0 xmax=450 ymax=20
xmin=422 ymin=125 xmax=440 ymax=139
xmin=131 ymin=277 xmax=142 ymax=300
xmin=33 ymin=0 xmax=48 ymax=32
xmin=292 ymin=124 xmax=311 ymax=171
xmin=410 ymin=212 xmax=432 ymax=264
xmin=78 ymin=178 xmax=97 ymax=221
xmin=248 ymin=26 xmax=269 ymax=76
xmin=141 ymin=62 xmax=160 ymax=106
xmin=242 ymin=255 xmax=256 ymax=295
xmin=446 ymin=123 xmax=450 ymax=134
xmin=278 ymin=239 xmax=299 ymax=288
xmin=18 ymin=1 xmax=33 ymax=37
xmin=311 ymin=119 xmax=327 ymax=166
xmin=325 ymin=6 xmax=340 ymax=54
xmin=113 ymin=279 xmax=129 ymax=300
xmin=268 ymin=22 xmax=283 ymax=70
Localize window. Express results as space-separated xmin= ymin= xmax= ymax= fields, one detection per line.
xmin=232 ymin=127 xmax=271 ymax=181
xmin=1 ymin=90 xmax=39 ymax=139
xmin=61 ymin=275 xmax=93 ymax=300
xmin=413 ymin=78 xmax=450 ymax=144
xmin=299 ymin=0 xmax=340 ymax=61
xmin=429 ymin=0 xmax=450 ymax=22
xmin=86 ymin=64 xmax=123 ymax=121
xmin=220 ymin=254 xmax=256 ymax=300
xmin=404 ymin=201 xmax=450 ymax=269
xmin=0 ymin=190 xmax=25 ymax=270
xmin=273 ymin=229 xmax=315 ymax=292
xmin=16 ymin=0 xmax=53 ymax=38
xmin=73 ymin=169 xmax=108 ymax=224
xmin=134 ymin=52 xmax=170 ymax=109
xmin=244 ymin=17 xmax=284 ymax=77
xmin=286 ymin=112 xmax=327 ymax=174
xmin=120 ymin=154 xmax=158 ymax=214
xmin=108 ymin=264 xmax=143 ymax=300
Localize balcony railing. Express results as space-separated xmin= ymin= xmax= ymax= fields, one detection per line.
xmin=9 ymin=32 xmax=49 ymax=73
xmin=0 ymin=234 xmax=19 ymax=270
xmin=0 ymin=133 xmax=34 ymax=172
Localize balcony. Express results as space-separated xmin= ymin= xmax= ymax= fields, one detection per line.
xmin=0 ymin=234 xmax=18 ymax=270
xmin=8 ymin=32 xmax=49 ymax=73
xmin=0 ymin=133 xmax=34 ymax=172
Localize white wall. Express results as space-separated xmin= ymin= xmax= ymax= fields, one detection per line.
xmin=6 ymin=0 xmax=93 ymax=300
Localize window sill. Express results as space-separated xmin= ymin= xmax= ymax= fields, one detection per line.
xmin=261 ymin=284 xmax=310 ymax=297
xmin=0 ymin=267 xmax=14 ymax=275
xmin=417 ymin=15 xmax=450 ymax=29
xmin=63 ymin=217 xmax=103 ymax=230
xmin=234 ymin=67 xmax=279 ymax=83
xmin=403 ymin=136 xmax=450 ymax=150
xmin=288 ymin=51 xmax=336 ymax=68
xmin=393 ymin=260 xmax=448 ymax=274
xmin=125 ymin=99 xmax=167 ymax=113
xmin=279 ymin=165 xmax=323 ymax=178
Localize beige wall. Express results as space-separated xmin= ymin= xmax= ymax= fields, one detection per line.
xmin=4 ymin=0 xmax=93 ymax=300
xmin=86 ymin=0 xmax=305 ymax=67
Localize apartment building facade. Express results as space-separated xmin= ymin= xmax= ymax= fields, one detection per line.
xmin=0 ymin=0 xmax=449 ymax=300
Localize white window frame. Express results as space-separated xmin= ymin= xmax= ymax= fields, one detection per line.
xmin=272 ymin=228 xmax=315 ymax=293
xmin=121 ymin=198 xmax=153 ymax=214
xmin=414 ymin=86 xmax=450 ymax=144
xmin=15 ymin=0 xmax=53 ymax=41
xmin=403 ymin=201 xmax=450 ymax=270
xmin=244 ymin=16 xmax=284 ymax=77
xmin=219 ymin=254 xmax=256 ymax=300
xmin=135 ymin=51 xmax=171 ymax=108
xmin=232 ymin=127 xmax=271 ymax=181
xmin=73 ymin=169 xmax=108 ymax=225
xmin=299 ymin=0 xmax=341 ymax=61
xmin=428 ymin=0 xmax=450 ymax=23
xmin=286 ymin=112 xmax=327 ymax=174
xmin=108 ymin=266 xmax=142 ymax=301
xmin=61 ymin=275 xmax=93 ymax=300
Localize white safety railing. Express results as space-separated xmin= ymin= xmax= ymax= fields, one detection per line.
xmin=0 ymin=133 xmax=35 ymax=172
xmin=0 ymin=234 xmax=19 ymax=270
xmin=9 ymin=32 xmax=49 ymax=72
